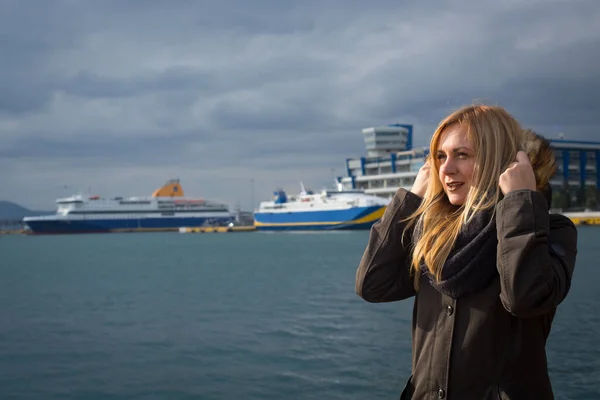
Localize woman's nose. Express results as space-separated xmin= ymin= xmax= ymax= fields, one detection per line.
xmin=440 ymin=158 xmax=456 ymax=175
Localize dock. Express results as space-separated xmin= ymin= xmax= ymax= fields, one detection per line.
xmin=562 ymin=212 xmax=600 ymax=226
xmin=0 ymin=219 xmax=26 ymax=235
xmin=178 ymin=225 xmax=256 ymax=233
xmin=0 ymin=229 xmax=26 ymax=235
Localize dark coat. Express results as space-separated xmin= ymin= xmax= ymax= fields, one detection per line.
xmin=355 ymin=188 xmax=578 ymax=400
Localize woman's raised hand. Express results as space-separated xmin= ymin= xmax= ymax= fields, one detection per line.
xmin=410 ymin=159 xmax=431 ymax=198
xmin=499 ymin=151 xmax=537 ymax=195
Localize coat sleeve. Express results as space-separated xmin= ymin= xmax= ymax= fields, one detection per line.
xmin=355 ymin=188 xmax=422 ymax=303
xmin=496 ymin=189 xmax=578 ymax=318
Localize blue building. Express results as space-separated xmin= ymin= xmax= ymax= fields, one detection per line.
xmin=338 ymin=124 xmax=428 ymax=198
xmin=550 ymin=139 xmax=600 ymax=210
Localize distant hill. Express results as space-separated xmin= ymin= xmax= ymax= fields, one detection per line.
xmin=0 ymin=201 xmax=54 ymax=220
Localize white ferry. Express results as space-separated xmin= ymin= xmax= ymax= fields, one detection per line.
xmin=253 ymin=124 xmax=428 ymax=231
xmin=253 ymin=182 xmax=390 ymax=231
xmin=23 ymin=179 xmax=233 ymax=234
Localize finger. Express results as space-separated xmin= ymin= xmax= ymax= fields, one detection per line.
xmin=516 ymin=151 xmax=531 ymax=165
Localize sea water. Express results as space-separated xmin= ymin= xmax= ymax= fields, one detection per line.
xmin=0 ymin=228 xmax=598 ymax=399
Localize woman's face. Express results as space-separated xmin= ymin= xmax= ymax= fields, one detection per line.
xmin=436 ymin=124 xmax=476 ymax=206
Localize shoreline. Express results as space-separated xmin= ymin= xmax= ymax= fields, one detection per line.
xmin=3 ymin=211 xmax=600 ymax=236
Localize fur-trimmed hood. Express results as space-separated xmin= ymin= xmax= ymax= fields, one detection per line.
xmin=522 ymin=129 xmax=557 ymax=209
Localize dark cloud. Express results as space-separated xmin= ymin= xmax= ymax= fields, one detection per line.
xmin=1 ymin=0 xmax=599 ymax=210
xmin=0 ymin=132 xmax=196 ymax=162
xmin=208 ymin=93 xmax=337 ymax=132
xmin=0 ymin=35 xmax=57 ymax=114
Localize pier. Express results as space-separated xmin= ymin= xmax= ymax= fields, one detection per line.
xmin=179 ymin=226 xmax=256 ymax=233
xmin=0 ymin=219 xmax=26 ymax=235
xmin=562 ymin=211 xmax=600 ymax=226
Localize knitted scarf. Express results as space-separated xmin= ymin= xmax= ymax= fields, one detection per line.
xmin=418 ymin=209 xmax=498 ymax=299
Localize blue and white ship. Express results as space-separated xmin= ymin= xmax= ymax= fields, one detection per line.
xmin=253 ymin=182 xmax=390 ymax=231
xmin=23 ymin=179 xmax=234 ymax=234
xmin=253 ymin=123 xmax=424 ymax=231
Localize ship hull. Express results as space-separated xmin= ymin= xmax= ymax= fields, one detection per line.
xmin=253 ymin=205 xmax=385 ymax=231
xmin=24 ymin=216 xmax=233 ymax=235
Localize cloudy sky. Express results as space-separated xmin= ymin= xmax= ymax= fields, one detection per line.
xmin=1 ymin=0 xmax=599 ymax=210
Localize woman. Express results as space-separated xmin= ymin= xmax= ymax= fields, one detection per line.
xmin=355 ymin=105 xmax=578 ymax=399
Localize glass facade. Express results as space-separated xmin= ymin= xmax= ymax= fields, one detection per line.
xmin=551 ymin=147 xmax=600 ymax=210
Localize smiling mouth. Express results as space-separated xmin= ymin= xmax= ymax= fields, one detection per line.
xmin=446 ymin=182 xmax=464 ymax=192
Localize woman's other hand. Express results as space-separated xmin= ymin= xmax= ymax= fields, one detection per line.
xmin=499 ymin=151 xmax=537 ymax=195
xmin=410 ymin=159 xmax=431 ymax=198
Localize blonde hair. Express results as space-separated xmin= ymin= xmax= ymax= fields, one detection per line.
xmin=404 ymin=104 xmax=523 ymax=288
